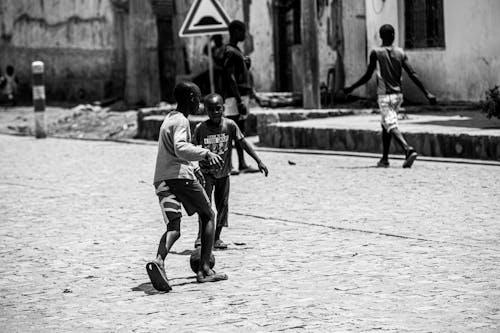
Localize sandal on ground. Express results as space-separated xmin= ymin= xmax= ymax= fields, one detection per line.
xmin=196 ymin=272 xmax=228 ymax=283
xmin=146 ymin=261 xmax=172 ymax=292
xmin=403 ymin=149 xmax=418 ymax=168
xmin=377 ymin=159 xmax=390 ymax=168
xmin=214 ymin=239 xmax=228 ymax=249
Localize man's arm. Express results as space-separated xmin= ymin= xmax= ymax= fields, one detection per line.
xmin=343 ymin=51 xmax=377 ymax=94
xmin=402 ymin=57 xmax=436 ymax=104
xmin=238 ymin=138 xmax=268 ymax=177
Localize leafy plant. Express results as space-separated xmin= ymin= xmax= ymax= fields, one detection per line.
xmin=481 ymin=86 xmax=500 ymax=119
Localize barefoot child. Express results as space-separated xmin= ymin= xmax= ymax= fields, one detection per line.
xmin=193 ymin=93 xmax=268 ymax=249
xmin=147 ymin=82 xmax=227 ymax=291
xmin=343 ymin=24 xmax=436 ymax=168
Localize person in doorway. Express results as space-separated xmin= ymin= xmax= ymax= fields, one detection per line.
xmin=343 ymin=24 xmax=436 ymax=168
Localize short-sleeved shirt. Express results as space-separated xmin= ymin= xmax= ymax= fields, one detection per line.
xmin=222 ymin=44 xmax=251 ymax=98
xmin=193 ymin=117 xmax=244 ymax=178
xmin=374 ymin=46 xmax=407 ymax=95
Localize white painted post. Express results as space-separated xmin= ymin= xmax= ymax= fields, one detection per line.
xmin=207 ymin=36 xmax=215 ymax=94
xmin=32 ymin=61 xmax=46 ymax=138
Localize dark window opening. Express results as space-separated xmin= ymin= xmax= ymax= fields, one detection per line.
xmin=404 ymin=0 xmax=445 ymax=49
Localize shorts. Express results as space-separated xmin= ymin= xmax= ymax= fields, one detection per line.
xmin=377 ymin=93 xmax=403 ymax=131
xmin=154 ymin=179 xmax=212 ymax=227
xmin=224 ymin=95 xmax=250 ymax=118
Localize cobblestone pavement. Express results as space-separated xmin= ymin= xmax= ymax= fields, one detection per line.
xmin=1 ymin=134 xmax=499 ymax=332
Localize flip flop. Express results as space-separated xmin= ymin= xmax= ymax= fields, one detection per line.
xmin=146 ymin=262 xmax=172 ymax=292
xmin=214 ymin=239 xmax=228 ymax=249
xmin=196 ymin=272 xmax=228 ymax=283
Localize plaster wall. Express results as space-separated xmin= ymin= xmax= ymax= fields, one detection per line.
xmin=0 ymin=0 xmax=116 ymax=102
xmin=178 ymin=0 xmax=275 ymax=92
xmin=365 ymin=0 xmax=500 ymax=102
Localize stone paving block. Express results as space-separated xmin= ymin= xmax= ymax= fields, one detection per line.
xmin=0 ymin=135 xmax=499 ymax=332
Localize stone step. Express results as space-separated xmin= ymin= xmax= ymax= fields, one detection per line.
xmin=259 ymin=114 xmax=500 ymax=160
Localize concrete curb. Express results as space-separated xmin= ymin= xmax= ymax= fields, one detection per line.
xmin=259 ymin=124 xmax=500 ymax=161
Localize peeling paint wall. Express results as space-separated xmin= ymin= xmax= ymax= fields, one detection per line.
xmin=365 ymin=0 xmax=500 ymax=102
xmin=176 ymin=0 xmax=275 ymax=92
xmin=0 ymin=0 xmax=116 ymax=102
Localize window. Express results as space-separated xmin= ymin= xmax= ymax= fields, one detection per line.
xmin=404 ymin=0 xmax=445 ymax=49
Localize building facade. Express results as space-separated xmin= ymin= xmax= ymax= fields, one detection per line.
xmin=1 ymin=0 xmax=498 ymax=105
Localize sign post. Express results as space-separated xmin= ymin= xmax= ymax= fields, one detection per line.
xmin=178 ymin=0 xmax=231 ymax=94
xmin=32 ymin=61 xmax=46 ymax=138
xmin=207 ymin=36 xmax=215 ymax=93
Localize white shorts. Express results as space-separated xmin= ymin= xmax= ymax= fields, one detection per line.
xmin=377 ymin=93 xmax=403 ymax=131
xmin=224 ymin=96 xmax=250 ymax=118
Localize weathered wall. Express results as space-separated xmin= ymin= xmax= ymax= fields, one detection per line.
xmin=176 ymin=0 xmax=275 ymax=92
xmin=125 ymin=0 xmax=160 ymax=106
xmin=0 ymin=0 xmax=116 ymax=102
xmin=365 ymin=0 xmax=500 ymax=102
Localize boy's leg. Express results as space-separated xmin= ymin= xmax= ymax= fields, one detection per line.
xmin=226 ymin=115 xmax=250 ymax=171
xmin=166 ymin=179 xmax=227 ymax=282
xmin=390 ymin=128 xmax=417 ymax=168
xmin=147 ymin=181 xmax=184 ymax=291
xmin=199 ymin=209 xmax=216 ymax=270
xmin=213 ymin=176 xmax=230 ymax=248
xmin=196 ymin=174 xmax=215 ymax=248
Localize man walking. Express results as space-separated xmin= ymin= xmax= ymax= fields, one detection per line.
xmin=343 ymin=24 xmax=436 ymax=168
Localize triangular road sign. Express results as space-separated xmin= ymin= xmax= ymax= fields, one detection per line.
xmin=179 ymin=0 xmax=232 ymax=37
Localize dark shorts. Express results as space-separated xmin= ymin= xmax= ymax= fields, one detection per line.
xmin=154 ymin=179 xmax=212 ymax=227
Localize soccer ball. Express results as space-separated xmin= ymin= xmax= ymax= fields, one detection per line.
xmin=189 ymin=248 xmax=215 ymax=273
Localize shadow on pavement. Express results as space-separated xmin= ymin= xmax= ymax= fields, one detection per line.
xmin=334 ymin=165 xmax=378 ymax=169
xmin=132 ymin=277 xmax=198 ymax=295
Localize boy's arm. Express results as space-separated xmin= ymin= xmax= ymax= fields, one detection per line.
xmin=343 ymin=51 xmax=377 ymax=94
xmin=238 ymin=138 xmax=268 ymax=177
xmin=402 ymin=57 xmax=437 ymax=104
xmin=173 ymin=120 xmax=222 ymax=167
xmin=192 ymin=123 xmax=201 ymax=146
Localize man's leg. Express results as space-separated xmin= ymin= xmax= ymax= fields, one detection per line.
xmin=390 ymin=127 xmax=417 ymax=168
xmin=196 ymin=174 xmax=214 ymax=247
xmin=378 ymin=125 xmax=392 ymax=167
xmin=379 ymin=93 xmax=417 ymax=168
xmin=213 ymin=176 xmax=229 ymax=248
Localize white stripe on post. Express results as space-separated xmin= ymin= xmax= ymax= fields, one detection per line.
xmin=32 ymin=61 xmax=46 ymax=138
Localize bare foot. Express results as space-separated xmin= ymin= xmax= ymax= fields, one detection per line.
xmin=196 ymin=269 xmax=228 ymax=283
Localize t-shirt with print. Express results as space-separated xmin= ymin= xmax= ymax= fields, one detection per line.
xmin=193 ymin=117 xmax=244 ymax=178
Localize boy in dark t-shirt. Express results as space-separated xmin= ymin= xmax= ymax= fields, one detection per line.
xmin=193 ymin=93 xmax=268 ymax=249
